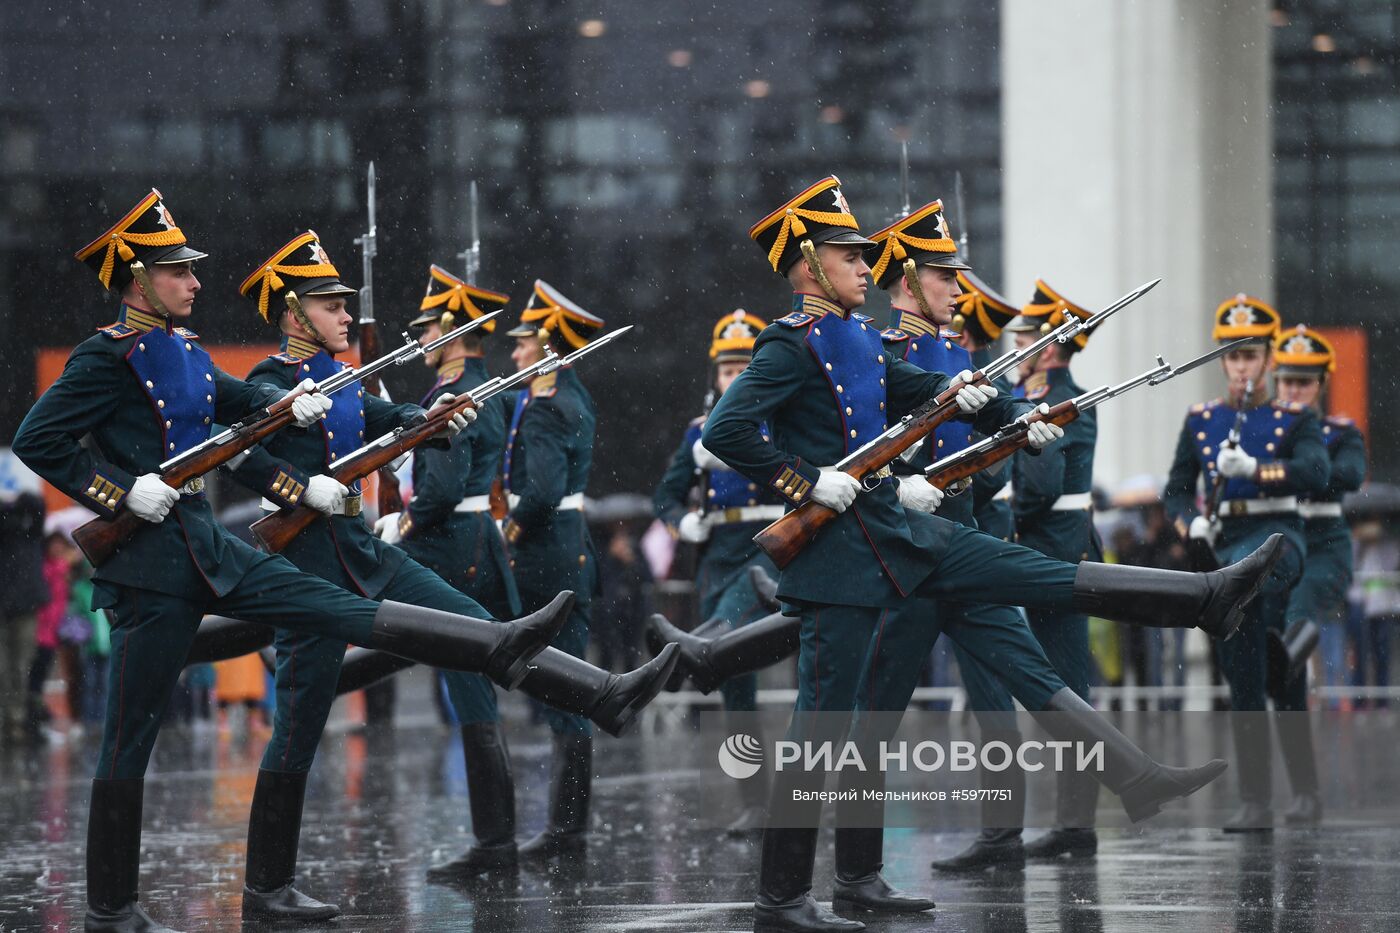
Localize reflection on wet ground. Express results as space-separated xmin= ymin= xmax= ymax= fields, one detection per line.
xmin=1 ymin=677 xmax=1395 ymax=932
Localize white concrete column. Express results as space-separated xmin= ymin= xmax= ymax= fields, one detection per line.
xmin=1001 ymin=0 xmax=1273 ymax=490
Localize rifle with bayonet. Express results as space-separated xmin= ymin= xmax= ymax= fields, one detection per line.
xmin=922 ymin=341 xmax=1250 ymax=495
xmin=249 ymin=325 xmax=633 ymax=553
xmin=1187 ymin=377 xmax=1254 ymax=571
xmin=751 ymin=278 xmax=1161 ymax=569
xmin=352 ymin=162 xmax=407 ymax=517
xmin=71 ymin=313 xmax=499 ymax=567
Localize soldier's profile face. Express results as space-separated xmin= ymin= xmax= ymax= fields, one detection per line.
xmin=1221 ymin=345 xmax=1269 ymax=395
xmin=300 ymin=295 xmax=352 ymax=354
xmin=815 ymin=244 xmax=869 ymax=308
xmin=916 ymin=267 xmax=962 ymax=325
xmin=418 ymin=321 xmax=443 ymax=365
xmin=141 ymin=262 xmax=200 ymax=318
xmin=715 ymin=360 xmax=748 ymax=395
xmin=512 ymin=335 xmax=546 ymax=372
xmin=1276 ymin=374 xmax=1322 ymax=408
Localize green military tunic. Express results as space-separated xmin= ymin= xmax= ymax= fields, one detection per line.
xmin=399 ymin=355 xmax=521 ymax=620
xmin=1285 ymin=414 xmax=1366 ymax=632
xmin=504 ymin=365 xmax=599 ymax=735
xmin=13 ymin=305 xmax=386 ymax=778
xmin=1164 ymin=396 xmax=1328 ymax=710
xmin=231 ymin=335 xmax=505 ymax=770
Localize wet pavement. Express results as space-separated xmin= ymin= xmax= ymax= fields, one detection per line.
xmin=2 ymin=674 xmax=1397 ymax=932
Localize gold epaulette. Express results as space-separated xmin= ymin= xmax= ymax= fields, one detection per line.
xmin=96 ymin=322 xmax=139 ymax=339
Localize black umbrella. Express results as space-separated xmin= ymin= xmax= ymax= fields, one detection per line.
xmin=1344 ymin=483 xmax=1400 ymax=521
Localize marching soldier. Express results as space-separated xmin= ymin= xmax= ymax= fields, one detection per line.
xmin=652 ymin=309 xmax=785 ymax=833
xmin=502 ymin=281 xmax=606 ymax=860
xmin=953 ymin=271 xmax=1020 ymax=542
xmin=998 ymin=280 xmax=1105 ymax=860
xmin=14 ymin=191 xmax=576 ymax=933
xmin=1271 ymin=325 xmax=1366 ymax=824
xmin=704 ymin=177 xmax=1282 ymax=932
xmin=1163 ymin=295 xmax=1329 ymax=831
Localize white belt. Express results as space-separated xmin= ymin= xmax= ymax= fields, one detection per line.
xmin=1220 ymin=496 xmax=1298 ymax=518
xmin=1298 ymin=501 xmax=1343 ymax=519
xmin=1051 ymin=492 xmax=1093 ymax=511
xmin=507 ymin=492 xmax=584 ymax=511
xmin=992 ymin=483 xmax=1012 ymax=502
xmin=261 ymin=495 xmax=362 ymax=517
xmin=705 ymin=504 xmax=786 ymax=525
xmin=454 ymin=494 xmax=493 ymax=513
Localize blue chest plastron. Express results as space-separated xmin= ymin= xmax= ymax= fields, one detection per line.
xmin=1187 ymin=401 xmax=1300 ymax=500
xmin=504 ymin=392 xmax=528 ymax=493
xmin=806 ymin=312 xmax=888 ymax=455
xmin=686 ymin=419 xmax=770 ymax=509
xmin=124 ymin=326 xmax=215 ymax=459
xmin=902 ymin=330 xmax=973 ymax=456
xmin=295 ymin=351 xmax=368 ymax=491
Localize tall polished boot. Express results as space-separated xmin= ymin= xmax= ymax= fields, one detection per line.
xmin=519 ymin=733 xmax=592 ymax=860
xmin=755 ymin=826 xmax=863 ymax=932
xmin=1072 ymin=534 xmax=1284 ymax=640
xmin=1223 ymin=714 xmax=1274 ymax=832
xmin=428 ymin=722 xmax=519 ymax=882
xmin=367 ymin=592 xmax=573 ymax=689
xmin=1031 ymin=688 xmax=1227 ymax=823
xmin=1276 ymin=709 xmax=1321 ymax=826
xmin=1024 ymin=768 xmax=1100 ymax=860
xmin=184 ymin=616 xmax=275 ymax=665
xmin=931 ymin=728 xmax=1027 ymax=872
xmin=85 ymin=778 xmax=179 ymax=933
xmin=832 ymin=827 xmax=936 ymax=914
xmin=332 ymin=641 xmax=679 ymax=737
xmin=242 ymin=769 xmax=339 ymax=921
xmin=648 ymin=612 xmax=800 ymax=694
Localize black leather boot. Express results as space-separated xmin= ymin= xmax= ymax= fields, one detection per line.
xmin=428 ymin=722 xmax=519 ymax=882
xmin=1032 ymin=688 xmax=1227 ymax=823
xmin=1268 ymin=619 xmax=1320 ymax=699
xmin=85 ymin=778 xmax=180 ymax=933
xmin=184 ymin=616 xmax=276 ymax=665
xmin=336 ymin=646 xmax=416 ymax=695
xmin=648 ymin=611 xmax=800 ymax=694
xmin=241 ymin=769 xmax=339 ymax=921
xmin=832 ymin=827 xmax=935 ymax=914
xmin=1223 ymin=714 xmax=1275 ymax=832
xmin=519 ymin=642 xmax=679 ymax=737
xmin=755 ymin=826 xmax=863 ymax=932
xmin=750 ymin=565 xmax=782 ymax=613
xmin=932 ymin=729 xmax=1026 ymax=872
xmin=368 ymin=591 xmax=573 ymax=689
xmin=1072 ymin=534 xmax=1284 ymax=640
xmin=1024 ymin=768 xmax=1100 ymax=860
xmin=519 ymin=734 xmax=592 ymax=860
xmin=1276 ymin=710 xmax=1321 ymax=826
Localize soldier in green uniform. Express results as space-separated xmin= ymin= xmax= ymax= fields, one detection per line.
xmin=14 ymin=191 xmax=575 ymax=933
xmin=1271 ymin=325 xmax=1366 ymax=824
xmin=502 ymin=281 xmax=606 ymax=860
xmin=652 ymin=309 xmax=784 ymax=832
xmin=705 ymin=177 xmax=1284 ymax=932
xmin=1163 ymin=295 xmax=1330 ymax=831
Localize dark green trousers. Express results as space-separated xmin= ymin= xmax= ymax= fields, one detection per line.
xmin=262 ymin=557 xmax=501 ymax=774
xmin=97 ymin=553 xmax=380 ymax=779
xmin=1217 ymin=522 xmax=1306 ymax=711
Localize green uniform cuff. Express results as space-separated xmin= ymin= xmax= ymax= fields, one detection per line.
xmin=82 ymin=468 xmax=133 ymax=518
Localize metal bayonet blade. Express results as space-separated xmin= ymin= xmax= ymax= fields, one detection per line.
xmin=1152 ymin=338 xmax=1250 ymax=384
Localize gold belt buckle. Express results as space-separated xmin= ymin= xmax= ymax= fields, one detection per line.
xmin=873 ymin=465 xmax=893 ymax=480
xmin=1225 ymin=500 xmax=1246 ymax=517
xmin=344 ymin=495 xmax=362 ymax=517
xmin=180 ymin=477 xmax=205 ymax=496
xmin=722 ymin=507 xmax=743 ymax=523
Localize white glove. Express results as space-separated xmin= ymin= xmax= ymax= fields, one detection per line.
xmin=1217 ymin=445 xmax=1258 ymax=479
xmin=896 ymin=475 xmax=944 ymax=513
xmin=953 ymin=371 xmax=997 ymax=414
xmin=303 ymin=475 xmax=348 ymax=515
xmin=1188 ymin=515 xmax=1219 ymax=548
xmin=374 ymin=512 xmax=403 ymax=545
xmin=1022 ymin=405 xmax=1064 ymax=449
xmin=678 ymin=511 xmax=711 ymax=543
xmin=692 ymin=438 xmax=726 ymax=471
xmin=287 ymin=379 xmax=332 ymax=427
xmin=429 ymin=393 xmax=476 ymax=439
xmin=126 ymin=473 xmax=180 ymax=523
xmin=811 ymin=470 xmax=861 ymax=513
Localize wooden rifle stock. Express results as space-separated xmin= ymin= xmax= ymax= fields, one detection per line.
xmin=249 ymin=392 xmax=478 ymax=552
xmin=71 ymin=393 xmax=306 ymax=566
xmin=925 ymin=399 xmax=1080 ymax=490
xmin=750 ymin=375 xmax=983 ymax=569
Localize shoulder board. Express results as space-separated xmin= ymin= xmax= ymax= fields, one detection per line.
xmin=1272 ymin=399 xmax=1308 ymax=414
xmin=95 ymin=322 xmax=139 ymax=339
xmin=880 ymin=328 xmax=909 ymax=343
xmin=1024 ymin=371 xmax=1050 ymax=401
xmin=173 ymin=326 xmax=200 ymax=340
xmin=1189 ymin=398 xmax=1223 ymax=416
xmin=940 ymin=328 xmax=962 ymax=339
xmin=268 ymin=352 xmax=302 ymax=365
xmin=774 ymin=311 xmax=816 ymax=328
xmin=851 ymin=312 xmax=874 ymax=324
xmin=532 ymin=386 xmax=558 ymax=399
xmin=1326 ymin=414 xmax=1355 ymax=428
